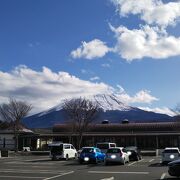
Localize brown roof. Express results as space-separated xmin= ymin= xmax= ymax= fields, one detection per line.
xmin=53 ymin=122 xmax=180 ymax=133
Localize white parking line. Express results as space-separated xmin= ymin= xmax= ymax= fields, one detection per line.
xmin=43 ymin=171 xmax=74 ymax=180
xmin=0 ymin=169 xmax=67 ymax=174
xmin=128 ymin=161 xmax=137 ymax=166
xmin=160 ymin=173 xmax=166 ymax=179
xmin=149 ymin=159 xmax=154 ymax=162
xmin=0 ymin=175 xmax=46 ymax=179
xmin=138 ymin=159 xmax=144 ymax=162
xmin=88 ymin=171 xmax=149 ymax=175
xmin=24 ymin=158 xmax=50 ymax=162
xmin=5 ymin=161 xmax=54 ymax=165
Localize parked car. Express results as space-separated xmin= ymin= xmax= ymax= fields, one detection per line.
xmin=49 ymin=142 xmax=77 ymax=161
xmin=105 ymin=147 xmax=129 ymax=165
xmin=79 ymin=147 xmax=105 ymax=164
xmin=162 ymin=147 xmax=180 ymax=164
xmin=168 ymin=159 xmax=180 ymax=177
xmin=126 ymin=146 xmax=141 ymax=161
xmin=96 ymin=142 xmax=116 ymax=153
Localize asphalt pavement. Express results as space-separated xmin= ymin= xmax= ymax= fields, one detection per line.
xmin=0 ymin=155 xmax=178 ymax=180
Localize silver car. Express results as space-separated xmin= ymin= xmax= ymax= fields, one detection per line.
xmin=105 ymin=147 xmax=129 ymax=165
xmin=162 ymin=147 xmax=180 ymax=164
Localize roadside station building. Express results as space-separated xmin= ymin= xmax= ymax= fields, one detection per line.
xmin=20 ymin=122 xmax=180 ymax=151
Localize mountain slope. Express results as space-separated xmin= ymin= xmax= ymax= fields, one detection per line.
xmin=23 ymin=94 xmax=173 ymax=128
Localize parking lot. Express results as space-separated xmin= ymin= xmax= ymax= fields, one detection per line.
xmin=0 ymin=155 xmax=178 ymax=180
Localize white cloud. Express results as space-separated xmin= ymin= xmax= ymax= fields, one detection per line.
xmin=138 ymin=106 xmax=176 ymax=116
xmin=71 ymin=39 xmax=111 ymax=59
xmin=90 ymin=76 xmax=100 ymax=81
xmin=111 ymin=0 xmax=180 ymax=27
xmin=0 ymin=66 xmax=158 ymax=114
xmin=110 ymin=25 xmax=180 ymax=61
xmin=115 ymin=86 xmax=158 ymax=104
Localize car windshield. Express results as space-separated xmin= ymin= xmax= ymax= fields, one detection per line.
xmin=96 ymin=144 xmax=109 ymax=149
xmin=163 ymin=149 xmax=179 ymax=153
xmin=107 ymin=148 xmax=121 ymax=153
xmin=82 ymin=148 xmax=94 ymax=153
xmin=51 ymin=144 xmax=63 ymax=153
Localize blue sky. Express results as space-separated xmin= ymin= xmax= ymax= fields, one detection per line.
xmin=0 ymin=0 xmax=180 ymax=115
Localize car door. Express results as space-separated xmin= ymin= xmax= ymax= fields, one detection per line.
xmin=71 ymin=145 xmax=76 ymax=158
xmin=64 ymin=144 xmax=71 ymax=158
xmin=96 ymin=148 xmax=104 ymax=161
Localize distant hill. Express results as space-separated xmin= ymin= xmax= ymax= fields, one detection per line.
xmin=23 ymin=94 xmax=173 ymax=128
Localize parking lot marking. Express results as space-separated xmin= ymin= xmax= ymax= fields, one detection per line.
xmin=0 ymin=175 xmax=46 ymax=179
xmin=0 ymin=169 xmax=67 ymax=174
xmin=128 ymin=161 xmax=137 ymax=166
xmin=88 ymin=171 xmax=149 ymax=175
xmin=149 ymin=159 xmax=154 ymax=162
xmin=43 ymin=171 xmax=74 ymax=180
xmin=160 ymin=173 xmax=166 ymax=179
xmin=5 ymin=161 xmax=54 ymax=165
xmin=138 ymin=159 xmax=144 ymax=162
xmin=101 ymin=177 xmax=114 ymax=180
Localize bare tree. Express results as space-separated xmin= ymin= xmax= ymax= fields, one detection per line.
xmin=0 ymin=98 xmax=32 ymax=152
xmin=62 ymin=97 xmax=99 ymax=149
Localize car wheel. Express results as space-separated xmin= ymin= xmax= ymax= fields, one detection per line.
xmin=105 ymin=161 xmax=109 ymax=166
xmin=79 ymin=159 xmax=83 ymax=164
xmin=65 ymin=154 xmax=69 ymax=161
xmin=74 ymin=153 xmax=78 ymax=160
xmin=94 ymin=158 xmax=98 ymax=164
xmin=136 ymin=156 xmax=139 ymax=161
xmin=52 ymin=155 xmax=57 ymax=161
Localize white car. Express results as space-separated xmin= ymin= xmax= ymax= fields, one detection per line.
xmin=96 ymin=142 xmax=116 ymax=153
xmin=49 ymin=142 xmax=77 ymax=160
xmin=162 ymin=147 xmax=180 ymax=164
xmin=105 ymin=147 xmax=129 ymax=165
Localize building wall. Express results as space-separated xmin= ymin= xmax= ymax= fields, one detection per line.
xmin=0 ymin=134 xmax=15 ymax=150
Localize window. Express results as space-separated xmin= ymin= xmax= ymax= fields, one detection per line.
xmin=96 ymin=148 xmax=101 ymax=153
xmin=96 ymin=143 xmax=109 ymax=149
xmin=110 ymin=144 xmax=116 ymax=148
xmin=71 ymin=145 xmax=75 ymax=149
xmin=64 ymin=145 xmax=70 ymax=149
xmin=107 ymin=148 xmax=120 ymax=153
xmin=82 ymin=148 xmax=94 ymax=153
xmin=163 ymin=149 xmax=179 ymax=153
xmin=122 ymin=148 xmax=127 ymax=153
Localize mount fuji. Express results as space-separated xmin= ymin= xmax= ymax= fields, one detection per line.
xmin=23 ymin=94 xmax=173 ymax=128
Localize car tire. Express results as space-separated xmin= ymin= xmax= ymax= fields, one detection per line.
xmin=105 ymin=161 xmax=109 ymax=166
xmin=94 ymin=158 xmax=98 ymax=164
xmin=79 ymin=159 xmax=83 ymax=164
xmin=74 ymin=153 xmax=78 ymax=160
xmin=136 ymin=156 xmax=139 ymax=161
xmin=52 ymin=155 xmax=57 ymax=161
xmin=65 ymin=154 xmax=69 ymax=161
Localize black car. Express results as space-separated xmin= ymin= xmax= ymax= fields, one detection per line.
xmin=168 ymin=159 xmax=180 ymax=177
xmin=126 ymin=146 xmax=141 ymax=161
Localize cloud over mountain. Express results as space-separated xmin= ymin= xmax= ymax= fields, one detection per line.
xmin=0 ymin=66 xmax=158 ymax=114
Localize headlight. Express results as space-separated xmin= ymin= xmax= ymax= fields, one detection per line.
xmin=127 ymin=151 xmax=132 ymax=155
xmin=84 ymin=157 xmax=89 ymax=161
xmin=170 ymin=154 xmax=175 ymax=159
xmin=111 ymin=155 xmax=116 ymax=159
